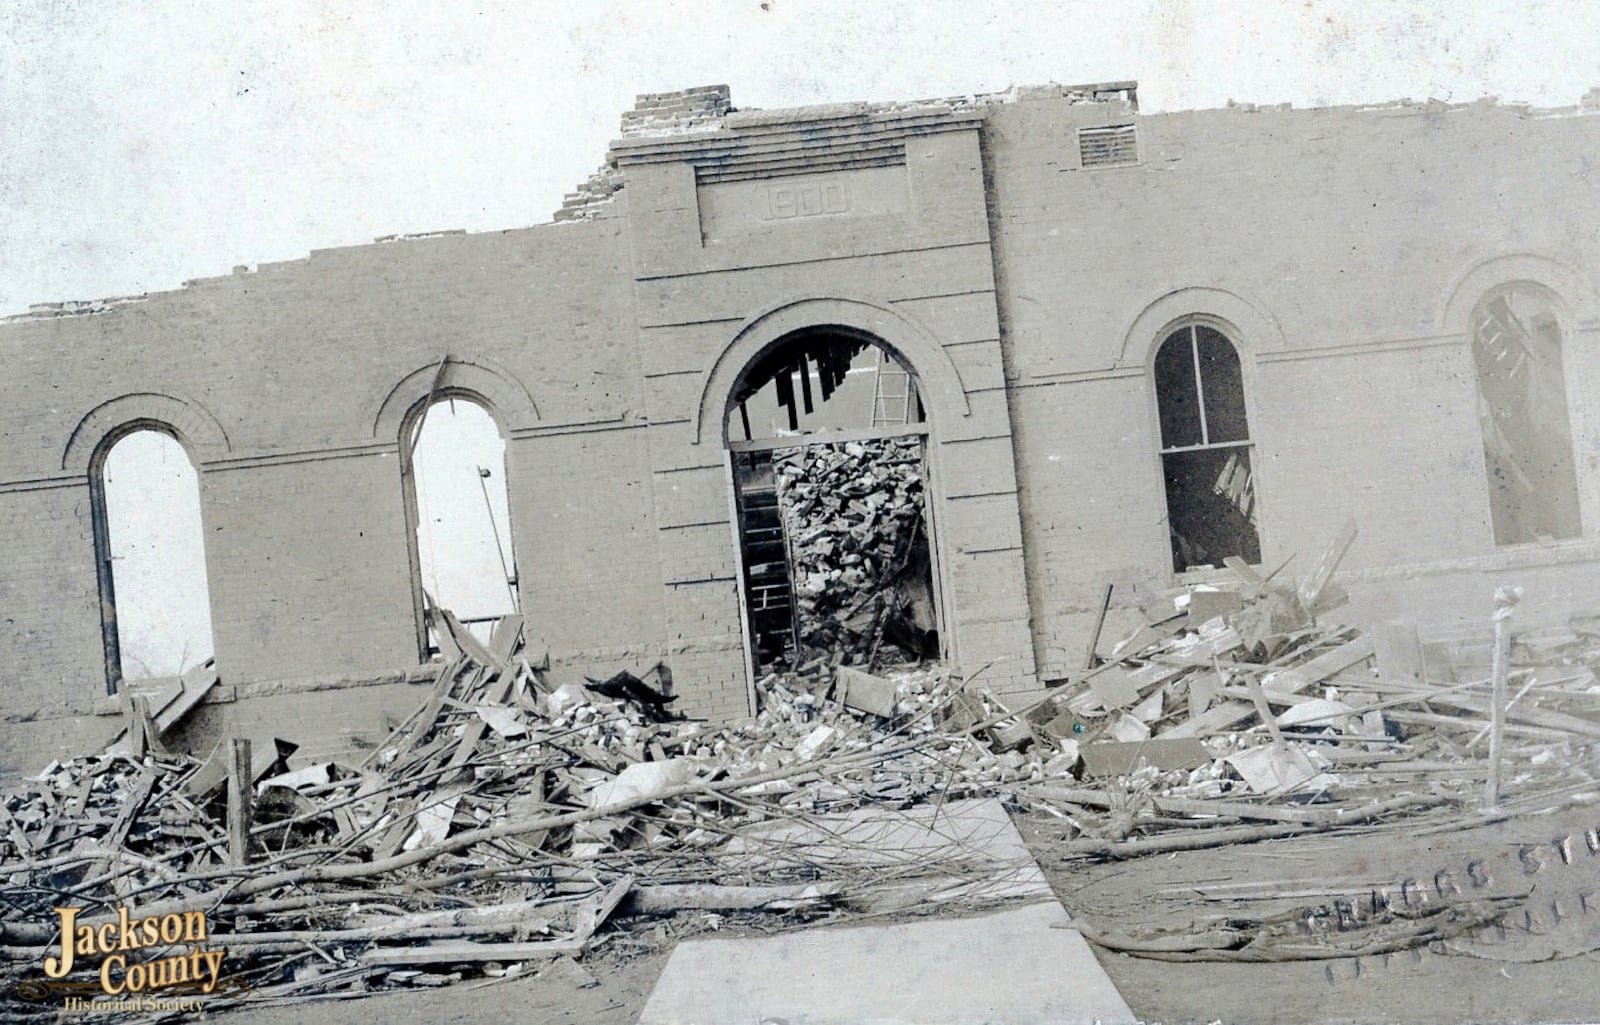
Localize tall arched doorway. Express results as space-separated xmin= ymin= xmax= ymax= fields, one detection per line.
xmin=724 ymin=327 xmax=943 ymax=675
xmin=90 ymin=425 xmax=215 ymax=690
xmin=400 ymin=392 xmax=520 ymax=659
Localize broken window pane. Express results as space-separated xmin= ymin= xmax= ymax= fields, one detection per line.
xmin=1196 ymin=325 xmax=1249 ymax=444
xmin=407 ymin=397 xmax=519 ymax=653
xmin=98 ymin=429 xmax=214 ymax=683
xmin=1473 ymin=287 xmax=1582 ymax=544
xmin=1162 ymin=447 xmax=1262 ymax=572
xmin=1154 ymin=322 xmax=1259 ymax=572
xmin=1154 ymin=327 xmax=1203 ymax=448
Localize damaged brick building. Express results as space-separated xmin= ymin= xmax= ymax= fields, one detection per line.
xmin=3 ymin=80 xmax=1599 ymax=776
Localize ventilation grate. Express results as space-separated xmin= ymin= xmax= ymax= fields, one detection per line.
xmin=1078 ymin=124 xmax=1139 ymax=168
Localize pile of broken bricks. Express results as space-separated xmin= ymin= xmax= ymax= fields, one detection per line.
xmin=774 ymin=436 xmax=936 ymax=668
xmin=5 ymin=523 xmax=1600 ymax=1014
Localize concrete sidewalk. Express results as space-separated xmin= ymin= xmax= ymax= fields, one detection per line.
xmin=637 ymin=799 xmax=1135 ymax=1025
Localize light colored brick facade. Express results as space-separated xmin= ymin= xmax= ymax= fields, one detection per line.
xmin=3 ymin=82 xmax=1598 ymax=776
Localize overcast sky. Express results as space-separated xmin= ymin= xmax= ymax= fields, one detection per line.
xmin=4 ymin=1 xmax=1598 ymax=677
xmin=2 ymin=1 xmax=1598 ymax=316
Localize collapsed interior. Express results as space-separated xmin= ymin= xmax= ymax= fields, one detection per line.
xmin=726 ymin=331 xmax=939 ymax=675
xmin=1472 ymin=286 xmax=1582 ymax=545
xmin=1154 ymin=323 xmax=1262 ymax=572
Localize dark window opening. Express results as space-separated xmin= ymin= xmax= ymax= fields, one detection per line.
xmin=1473 ymin=287 xmax=1582 ymax=545
xmin=91 ymin=427 xmax=215 ymax=691
xmin=726 ymin=331 xmax=939 ymax=675
xmin=1155 ymin=324 xmax=1261 ymax=572
xmin=403 ymin=395 xmax=519 ymax=659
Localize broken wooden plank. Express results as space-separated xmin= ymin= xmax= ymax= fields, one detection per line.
xmin=486 ymin=613 xmax=525 ymax=669
xmin=625 ymin=882 xmax=842 ymax=914
xmin=1222 ymin=556 xmax=1268 ymax=598
xmin=439 ymin=608 xmax=499 ymax=669
xmin=1085 ymin=583 xmax=1114 ymax=669
xmin=1160 ymin=700 xmax=1255 ymax=739
xmin=1261 ymin=636 xmax=1376 ymax=697
xmin=1373 ymin=620 xmax=1426 ymax=684
xmin=1240 ymin=672 xmax=1288 ymax=749
xmin=569 ymin=875 xmax=635 ymax=944
xmin=442 ymin=668 xmax=519 ymax=777
xmin=1298 ymin=517 xmax=1357 ymax=610
xmin=105 ymin=663 xmax=219 ymax=754
xmin=78 ymin=769 xmax=159 ymax=886
xmin=358 ymin=937 xmax=586 ymax=966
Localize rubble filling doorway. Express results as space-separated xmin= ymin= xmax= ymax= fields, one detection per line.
xmin=724 ymin=330 xmax=943 ymax=676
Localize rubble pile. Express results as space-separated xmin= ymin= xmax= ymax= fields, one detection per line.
xmin=774 ymin=437 xmax=936 ymax=667
xmin=5 ymin=524 xmax=1600 ymax=1011
xmin=0 ymin=620 xmax=1034 ymax=1015
xmin=1016 ymin=566 xmax=1600 ymax=835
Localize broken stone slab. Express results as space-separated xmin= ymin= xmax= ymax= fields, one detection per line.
xmin=835 ymin=665 xmax=897 ymax=717
xmin=1185 ymin=587 xmax=1245 ymax=627
xmin=1225 ymin=743 xmax=1337 ymax=796
xmin=1085 ymin=664 xmax=1141 ymax=709
xmin=1079 ymin=738 xmax=1212 ymax=778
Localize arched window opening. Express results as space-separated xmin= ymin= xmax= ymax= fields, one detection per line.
xmin=403 ymin=395 xmax=519 ymax=658
xmin=724 ymin=330 xmax=939 ymax=676
xmin=1473 ymin=286 xmax=1582 ymax=545
xmin=1154 ymin=323 xmax=1261 ymax=573
xmin=92 ymin=427 xmax=215 ymax=690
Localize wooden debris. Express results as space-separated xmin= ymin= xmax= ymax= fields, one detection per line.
xmin=227 ymin=737 xmax=253 ymax=866
xmin=6 ymin=534 xmax=1600 ymax=1008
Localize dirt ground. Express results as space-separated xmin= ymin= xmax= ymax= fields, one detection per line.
xmin=207 ymin=947 xmax=669 ymax=1025
xmin=1020 ymin=805 xmax=1600 ymax=1025
xmin=200 ymin=802 xmax=1600 ymax=1025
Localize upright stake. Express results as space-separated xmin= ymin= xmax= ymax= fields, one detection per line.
xmin=1085 ymin=583 xmax=1114 ymax=670
xmin=228 ymin=737 xmax=254 ymax=866
xmin=1486 ymin=585 xmax=1522 ymax=809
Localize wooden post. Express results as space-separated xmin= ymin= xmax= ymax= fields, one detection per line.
xmin=1486 ymin=585 xmax=1522 ymax=809
xmin=1084 ymin=584 xmax=1114 ymax=670
xmin=227 ymin=737 xmax=253 ymax=866
xmin=126 ymin=695 xmax=149 ymax=759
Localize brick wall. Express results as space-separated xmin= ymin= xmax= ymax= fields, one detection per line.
xmin=985 ymin=92 xmax=1600 ymax=669
xmin=2 ymin=84 xmax=1598 ymax=775
xmin=0 ymin=216 xmax=650 ymax=772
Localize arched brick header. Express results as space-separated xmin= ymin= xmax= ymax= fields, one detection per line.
xmin=1438 ymin=252 xmax=1599 ymax=337
xmin=371 ymin=356 xmax=541 ymax=441
xmin=1116 ymin=286 xmax=1286 ymax=367
xmin=62 ymin=392 xmax=231 ymax=474
xmin=691 ymin=296 xmax=973 ymax=446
